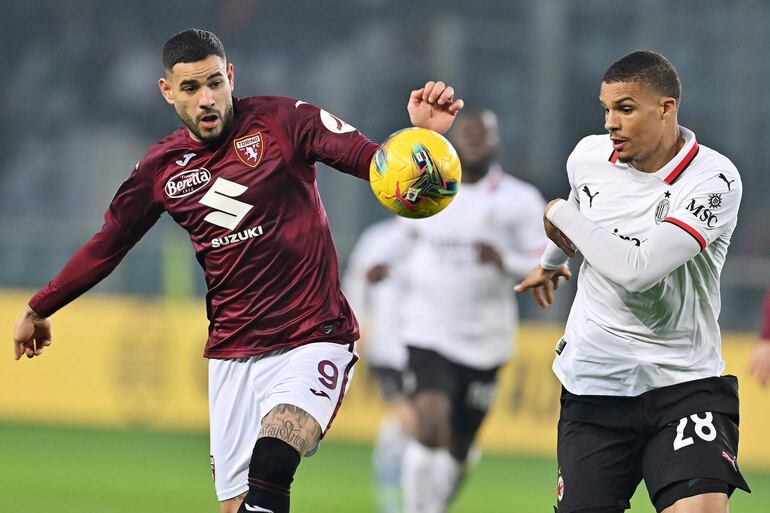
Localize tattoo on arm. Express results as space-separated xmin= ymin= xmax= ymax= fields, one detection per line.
xmin=259 ymin=404 xmax=322 ymax=455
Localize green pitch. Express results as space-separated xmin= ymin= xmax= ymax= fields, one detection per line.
xmin=1 ymin=423 xmax=767 ymax=513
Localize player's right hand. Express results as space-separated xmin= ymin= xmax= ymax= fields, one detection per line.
xmin=514 ymin=265 xmax=572 ymax=309
xmin=12 ymin=306 xmax=52 ymax=360
xmin=747 ymin=342 xmax=770 ymax=387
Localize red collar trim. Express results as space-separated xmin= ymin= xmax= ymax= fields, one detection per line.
xmin=663 ymin=142 xmax=699 ymax=185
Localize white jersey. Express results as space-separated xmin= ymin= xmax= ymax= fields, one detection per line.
xmin=344 ymin=218 xmax=408 ymax=370
xmin=400 ymin=166 xmax=547 ymax=369
xmin=549 ymin=127 xmax=742 ymax=396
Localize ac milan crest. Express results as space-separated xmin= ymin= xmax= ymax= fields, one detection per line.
xmin=654 ymin=196 xmax=670 ymax=224
xmin=234 ymin=132 xmax=264 ymax=168
xmin=557 ymin=467 xmax=565 ymax=502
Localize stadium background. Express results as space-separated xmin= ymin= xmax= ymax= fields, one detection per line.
xmin=2 ymin=1 xmax=769 ymax=512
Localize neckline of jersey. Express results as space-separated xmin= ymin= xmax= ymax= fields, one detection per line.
xmin=608 ymin=126 xmax=699 ymax=185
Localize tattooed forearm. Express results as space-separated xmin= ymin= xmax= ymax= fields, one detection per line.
xmin=259 ymin=404 xmax=322 ymax=455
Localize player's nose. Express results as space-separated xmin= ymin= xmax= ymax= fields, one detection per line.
xmin=604 ymin=111 xmax=620 ymax=131
xmin=198 ymin=87 xmax=216 ymax=108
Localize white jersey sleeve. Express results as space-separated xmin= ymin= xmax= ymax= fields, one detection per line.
xmin=547 ymin=200 xmax=700 ymax=292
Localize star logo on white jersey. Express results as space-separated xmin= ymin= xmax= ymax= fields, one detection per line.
xmin=244 ymin=504 xmax=274 ymax=513
xmin=175 ymin=152 xmax=196 ymax=167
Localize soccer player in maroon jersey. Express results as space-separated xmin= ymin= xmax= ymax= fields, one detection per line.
xmin=11 ymin=28 xmax=463 ymax=513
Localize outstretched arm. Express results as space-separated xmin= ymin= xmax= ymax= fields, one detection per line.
xmin=13 ymin=223 xmax=140 ymax=360
xmin=12 ymin=158 xmax=163 ymax=360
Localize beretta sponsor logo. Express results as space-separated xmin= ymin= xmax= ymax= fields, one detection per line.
xmin=165 ymin=168 xmax=212 ymax=198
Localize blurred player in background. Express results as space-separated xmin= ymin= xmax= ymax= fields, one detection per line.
xmin=748 ymin=286 xmax=770 ymax=386
xmin=516 ymin=51 xmax=750 ymax=513
xmin=399 ymin=109 xmax=548 ymax=513
xmin=11 ymin=28 xmax=463 ymax=513
xmin=344 ymin=218 xmax=414 ymax=513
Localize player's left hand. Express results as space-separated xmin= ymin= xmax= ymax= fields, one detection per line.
xmin=408 ymin=81 xmax=464 ymax=134
xmin=544 ymin=199 xmax=576 ymax=258
xmin=747 ymin=342 xmax=770 ymax=387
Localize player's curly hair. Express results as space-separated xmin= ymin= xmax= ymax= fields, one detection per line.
xmin=162 ymin=28 xmax=226 ymax=71
xmin=602 ymin=50 xmax=681 ymax=103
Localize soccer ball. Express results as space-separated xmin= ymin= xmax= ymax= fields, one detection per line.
xmin=369 ymin=127 xmax=461 ymax=218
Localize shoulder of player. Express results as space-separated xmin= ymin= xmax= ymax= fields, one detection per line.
xmin=565 ymin=135 xmax=613 ymax=181
xmin=135 ymin=128 xmax=191 ymax=177
xmin=569 ymin=134 xmax=610 ymax=161
xmin=236 ymin=95 xmax=307 ymax=117
xmin=679 ymin=144 xmax=742 ymax=193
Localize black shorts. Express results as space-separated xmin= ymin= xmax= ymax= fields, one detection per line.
xmin=368 ymin=365 xmax=404 ymax=401
xmin=556 ymin=375 xmax=750 ymax=513
xmin=404 ymin=346 xmax=499 ymax=438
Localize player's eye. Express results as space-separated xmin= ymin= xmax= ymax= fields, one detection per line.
xmin=210 ymin=81 xmax=222 ymax=88
xmin=182 ymin=86 xmax=197 ymax=93
xmin=621 ymin=106 xmax=633 ymax=114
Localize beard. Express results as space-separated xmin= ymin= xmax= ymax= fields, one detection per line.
xmin=179 ymin=102 xmax=235 ymax=145
xmin=459 ymin=154 xmax=494 ymax=181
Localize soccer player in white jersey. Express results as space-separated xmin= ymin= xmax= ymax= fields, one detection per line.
xmin=515 ymin=51 xmax=750 ymax=513
xmin=399 ymin=109 xmax=548 ymax=513
xmin=344 ymin=218 xmax=414 ymax=513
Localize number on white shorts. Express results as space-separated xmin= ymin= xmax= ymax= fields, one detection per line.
xmin=317 ymin=360 xmax=340 ymax=390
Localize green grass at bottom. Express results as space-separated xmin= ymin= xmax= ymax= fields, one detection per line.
xmin=0 ymin=423 xmax=767 ymax=513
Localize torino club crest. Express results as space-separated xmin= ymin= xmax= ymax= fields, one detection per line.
xmin=234 ymin=132 xmax=264 ymax=168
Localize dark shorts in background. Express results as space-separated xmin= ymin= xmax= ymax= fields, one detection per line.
xmin=555 ymin=375 xmax=750 ymax=513
xmin=368 ymin=365 xmax=405 ymax=402
xmin=404 ymin=345 xmax=499 ymax=438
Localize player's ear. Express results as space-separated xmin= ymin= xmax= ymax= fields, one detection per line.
xmin=158 ymin=77 xmax=175 ymax=105
xmin=227 ymin=62 xmax=235 ymax=92
xmin=661 ymin=97 xmax=677 ymax=120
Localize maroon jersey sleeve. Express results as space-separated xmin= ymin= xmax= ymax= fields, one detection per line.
xmin=273 ymin=98 xmax=378 ymax=180
xmin=29 ymin=159 xmax=164 ymax=317
xmin=762 ymin=287 xmax=770 ymax=342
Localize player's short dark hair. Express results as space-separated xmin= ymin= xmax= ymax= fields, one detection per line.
xmin=162 ymin=28 xmax=226 ymax=72
xmin=602 ymin=50 xmax=681 ymax=103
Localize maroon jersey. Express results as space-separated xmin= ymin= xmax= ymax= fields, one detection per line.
xmin=30 ymin=96 xmax=378 ymax=358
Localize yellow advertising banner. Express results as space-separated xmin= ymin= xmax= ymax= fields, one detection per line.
xmin=1 ymin=291 xmax=768 ymax=469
